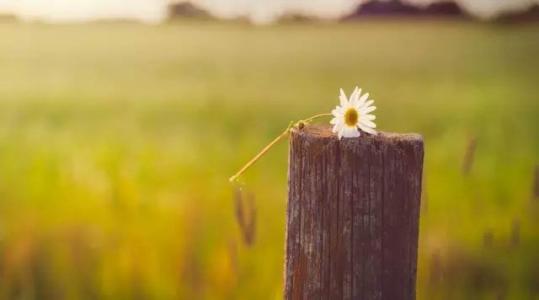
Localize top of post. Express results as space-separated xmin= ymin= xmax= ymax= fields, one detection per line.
xmin=291 ymin=124 xmax=423 ymax=144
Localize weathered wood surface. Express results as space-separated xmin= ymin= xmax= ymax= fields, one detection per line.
xmin=284 ymin=124 xmax=424 ymax=300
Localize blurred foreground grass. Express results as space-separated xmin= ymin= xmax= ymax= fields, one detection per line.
xmin=0 ymin=20 xmax=537 ymax=299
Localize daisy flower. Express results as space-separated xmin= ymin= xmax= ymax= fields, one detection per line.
xmin=330 ymin=86 xmax=377 ymax=139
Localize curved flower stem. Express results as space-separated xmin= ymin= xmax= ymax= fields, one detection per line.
xmin=228 ymin=113 xmax=332 ymax=183
xmin=301 ymin=113 xmax=332 ymax=124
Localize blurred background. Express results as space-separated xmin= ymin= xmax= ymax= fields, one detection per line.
xmin=0 ymin=0 xmax=537 ymax=299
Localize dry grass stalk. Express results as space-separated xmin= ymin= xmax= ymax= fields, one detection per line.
xmin=533 ymin=165 xmax=539 ymax=200
xmin=234 ymin=187 xmax=257 ymax=247
xmin=462 ymin=136 xmax=477 ymax=175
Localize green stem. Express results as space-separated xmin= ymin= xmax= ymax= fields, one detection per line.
xmin=228 ymin=113 xmax=332 ymax=183
xmin=301 ymin=113 xmax=332 ymax=124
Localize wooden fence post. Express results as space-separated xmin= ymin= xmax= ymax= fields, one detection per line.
xmin=284 ymin=124 xmax=424 ymax=300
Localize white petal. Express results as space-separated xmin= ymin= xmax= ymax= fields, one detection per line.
xmin=364 ymin=114 xmax=376 ymax=121
xmin=343 ymin=126 xmax=360 ymax=138
xmin=338 ymin=127 xmax=345 ymax=139
xmin=361 ymin=106 xmax=376 ymax=114
xmin=360 ymin=119 xmax=376 ymax=128
xmin=357 ymin=93 xmax=369 ymax=106
xmin=360 ymin=100 xmax=374 ymax=109
xmin=350 ymin=87 xmax=361 ymax=106
xmin=330 ymin=117 xmax=338 ymax=125
xmin=339 ymin=88 xmax=348 ymax=106
xmin=359 ymin=124 xmax=378 ymax=135
xmin=331 ymin=108 xmax=342 ymax=118
xmin=332 ymin=123 xmax=342 ymax=133
xmin=353 ymin=86 xmax=360 ymax=96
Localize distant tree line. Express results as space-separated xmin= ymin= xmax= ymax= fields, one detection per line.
xmin=167 ymin=0 xmax=539 ymax=23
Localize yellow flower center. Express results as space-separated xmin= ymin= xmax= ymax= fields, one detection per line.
xmin=344 ymin=108 xmax=359 ymax=126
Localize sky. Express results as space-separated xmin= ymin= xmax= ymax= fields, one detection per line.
xmin=0 ymin=0 xmax=537 ymax=24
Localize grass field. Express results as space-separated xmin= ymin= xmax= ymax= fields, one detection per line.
xmin=0 ymin=20 xmax=537 ymax=299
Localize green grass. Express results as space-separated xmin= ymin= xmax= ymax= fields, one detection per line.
xmin=0 ymin=20 xmax=537 ymax=299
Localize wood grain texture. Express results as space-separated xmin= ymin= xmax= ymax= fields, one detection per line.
xmin=284 ymin=124 xmax=424 ymax=300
